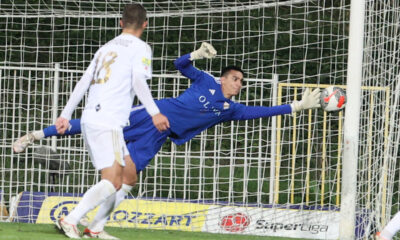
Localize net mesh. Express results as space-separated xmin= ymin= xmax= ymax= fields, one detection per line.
xmin=1 ymin=0 xmax=400 ymax=239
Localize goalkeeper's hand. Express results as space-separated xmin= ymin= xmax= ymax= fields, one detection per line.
xmin=190 ymin=42 xmax=217 ymax=60
xmin=55 ymin=117 xmax=70 ymax=134
xmin=291 ymin=88 xmax=321 ymax=112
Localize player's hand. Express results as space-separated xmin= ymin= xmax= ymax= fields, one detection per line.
xmin=152 ymin=113 xmax=170 ymax=132
xmin=291 ymin=88 xmax=321 ymax=112
xmin=55 ymin=117 xmax=70 ymax=135
xmin=190 ymin=42 xmax=217 ymax=60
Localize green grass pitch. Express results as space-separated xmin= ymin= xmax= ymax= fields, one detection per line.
xmin=0 ymin=222 xmax=313 ymax=240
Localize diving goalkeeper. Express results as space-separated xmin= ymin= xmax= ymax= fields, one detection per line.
xmin=13 ymin=42 xmax=321 ymax=236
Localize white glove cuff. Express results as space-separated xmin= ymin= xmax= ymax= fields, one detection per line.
xmin=291 ymin=101 xmax=301 ymax=113
xmin=190 ymin=51 xmax=201 ymax=61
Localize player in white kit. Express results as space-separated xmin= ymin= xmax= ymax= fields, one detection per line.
xmin=376 ymin=212 xmax=400 ymax=239
xmin=54 ymin=4 xmax=169 ymax=239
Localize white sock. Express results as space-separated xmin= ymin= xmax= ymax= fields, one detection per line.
xmin=65 ymin=179 xmax=116 ymax=225
xmin=32 ymin=130 xmax=44 ymax=140
xmin=88 ymin=183 xmax=133 ymax=232
xmin=381 ymin=211 xmax=400 ymax=240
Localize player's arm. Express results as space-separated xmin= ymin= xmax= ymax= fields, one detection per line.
xmin=230 ymin=88 xmax=321 ymax=120
xmin=231 ymin=104 xmax=292 ymax=120
xmin=55 ymin=54 xmax=98 ymax=134
xmin=132 ymin=44 xmax=169 ymax=132
xmin=174 ymin=42 xmax=216 ymax=81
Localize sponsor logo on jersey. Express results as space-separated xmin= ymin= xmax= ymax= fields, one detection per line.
xmin=209 ymin=89 xmax=215 ymax=95
xmin=142 ymin=57 xmax=151 ymax=71
xmin=199 ymin=95 xmax=221 ymax=116
xmin=141 ymin=57 xmax=151 ymax=66
xmin=223 ymin=102 xmax=230 ymax=109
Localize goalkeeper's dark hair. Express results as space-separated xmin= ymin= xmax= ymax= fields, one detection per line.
xmin=220 ymin=66 xmax=245 ymax=79
xmin=122 ymin=4 xmax=147 ymax=30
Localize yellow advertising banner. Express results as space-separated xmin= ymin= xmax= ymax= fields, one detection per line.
xmin=36 ymin=196 xmax=210 ymax=231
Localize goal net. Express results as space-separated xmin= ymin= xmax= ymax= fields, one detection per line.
xmin=0 ymin=0 xmax=399 ymax=239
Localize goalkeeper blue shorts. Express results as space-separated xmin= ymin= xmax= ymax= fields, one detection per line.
xmin=123 ymin=106 xmax=170 ymax=173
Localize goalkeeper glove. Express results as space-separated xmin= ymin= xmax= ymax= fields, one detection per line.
xmin=291 ymin=88 xmax=321 ymax=112
xmin=190 ymin=42 xmax=217 ymax=60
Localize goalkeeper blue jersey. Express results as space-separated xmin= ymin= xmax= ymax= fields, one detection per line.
xmin=137 ymin=53 xmax=292 ymax=145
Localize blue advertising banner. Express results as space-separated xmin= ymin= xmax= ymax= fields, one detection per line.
xmin=14 ymin=192 xmax=82 ymax=223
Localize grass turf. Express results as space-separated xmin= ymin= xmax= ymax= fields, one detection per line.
xmin=0 ymin=222 xmax=313 ymax=240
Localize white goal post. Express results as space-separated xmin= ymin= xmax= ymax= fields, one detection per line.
xmin=340 ymin=0 xmax=366 ymax=239
xmin=1 ymin=1 xmax=400 ymax=239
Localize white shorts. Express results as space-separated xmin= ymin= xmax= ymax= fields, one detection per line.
xmin=81 ymin=123 xmax=128 ymax=170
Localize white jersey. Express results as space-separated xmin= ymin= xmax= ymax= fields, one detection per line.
xmin=60 ymin=33 xmax=159 ymax=129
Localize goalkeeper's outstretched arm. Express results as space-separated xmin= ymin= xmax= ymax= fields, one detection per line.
xmin=230 ymin=88 xmax=321 ymax=120
xmin=174 ymin=42 xmax=216 ymax=81
xmin=231 ymin=105 xmax=292 ymax=120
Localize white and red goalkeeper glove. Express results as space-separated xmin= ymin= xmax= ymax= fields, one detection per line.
xmin=190 ymin=42 xmax=217 ymax=60
xmin=291 ymin=88 xmax=321 ymax=112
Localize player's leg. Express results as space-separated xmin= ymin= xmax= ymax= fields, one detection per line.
xmin=58 ymin=162 xmax=122 ymax=238
xmin=13 ymin=119 xmax=82 ymax=153
xmin=57 ymin=124 xmax=124 ymax=238
xmin=376 ymin=211 xmax=400 ymax=240
xmin=57 ymin=169 xmax=119 ymax=239
xmin=83 ymin=155 xmax=137 ymax=239
xmin=84 ymin=129 xmax=169 ymax=236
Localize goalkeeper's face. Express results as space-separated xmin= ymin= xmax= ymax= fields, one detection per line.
xmin=220 ymin=70 xmax=243 ymax=99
